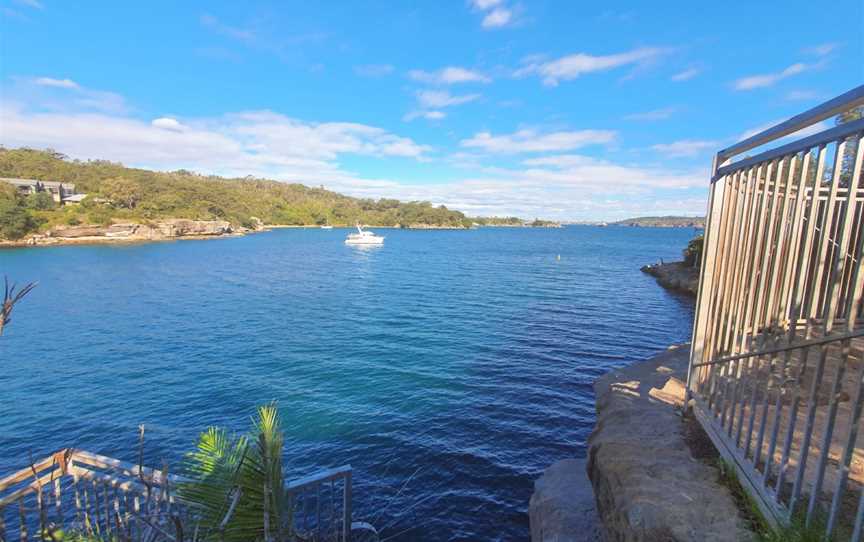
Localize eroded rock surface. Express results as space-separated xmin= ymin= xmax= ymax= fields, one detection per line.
xmin=44 ymin=220 xmax=233 ymax=242
xmin=529 ymin=458 xmax=601 ymax=542
xmin=587 ymin=345 xmax=755 ymax=541
xmin=640 ymin=262 xmax=698 ymax=296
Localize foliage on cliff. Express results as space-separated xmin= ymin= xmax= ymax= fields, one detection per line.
xmin=613 ymin=215 xmax=705 ymax=228
xmin=0 ymin=147 xmax=473 ymax=239
xmin=683 ymin=234 xmax=704 ymax=267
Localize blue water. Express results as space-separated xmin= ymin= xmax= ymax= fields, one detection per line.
xmin=0 ymin=226 xmax=695 ymax=540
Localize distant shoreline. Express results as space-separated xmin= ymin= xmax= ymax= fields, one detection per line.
xmin=0 ymin=220 xmax=568 ymax=248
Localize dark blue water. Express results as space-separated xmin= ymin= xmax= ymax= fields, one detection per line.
xmin=0 ymin=226 xmax=695 ymax=540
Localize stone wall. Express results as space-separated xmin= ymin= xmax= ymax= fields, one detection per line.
xmin=586 ymin=345 xmax=755 ymax=541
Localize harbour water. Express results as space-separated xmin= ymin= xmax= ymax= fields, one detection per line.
xmin=0 ymin=226 xmax=696 ymax=540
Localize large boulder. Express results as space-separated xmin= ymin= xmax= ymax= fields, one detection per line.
xmin=587 ymin=345 xmax=755 ymax=541
xmin=529 ymin=458 xmax=601 ymax=541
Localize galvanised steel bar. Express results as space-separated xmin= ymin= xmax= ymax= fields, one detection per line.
xmin=761 ymin=155 xmax=800 ymax=486
xmin=789 ymin=138 xmax=849 ymax=518
xmin=809 ymin=133 xmax=864 ymax=533
xmin=719 ymin=171 xmax=758 ymax=430
xmin=752 ymin=159 xmax=795 ymax=472
xmin=687 ymin=87 xmax=864 ymax=535
xmin=725 ymin=178 xmax=762 ymax=437
xmin=743 ymin=163 xmax=783 ymax=459
xmin=705 ymin=175 xmax=739 ymax=410
xmin=713 ymin=172 xmax=747 ymax=419
xmin=729 ymin=166 xmax=768 ymax=442
xmin=774 ymin=149 xmax=821 ymax=501
xmin=804 ymin=139 xmax=856 ymax=524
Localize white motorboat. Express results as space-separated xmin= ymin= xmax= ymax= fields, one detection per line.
xmin=320 ymin=225 xmax=334 ymax=229
xmin=345 ymin=224 xmax=384 ymax=245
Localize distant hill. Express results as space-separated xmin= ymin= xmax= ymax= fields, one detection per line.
xmin=0 ymin=147 xmax=478 ymax=239
xmin=613 ymin=216 xmax=705 ymax=228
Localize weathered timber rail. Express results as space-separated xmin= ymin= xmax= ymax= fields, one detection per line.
xmin=0 ymin=450 xmax=357 ymax=542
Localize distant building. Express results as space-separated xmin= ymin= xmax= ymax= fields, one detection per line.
xmin=0 ymin=177 xmax=85 ymax=204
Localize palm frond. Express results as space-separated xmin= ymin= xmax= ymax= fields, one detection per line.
xmin=177 ymin=404 xmax=286 ymax=542
xmin=0 ymin=275 xmax=37 ymax=336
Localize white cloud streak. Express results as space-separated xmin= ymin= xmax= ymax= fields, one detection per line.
xmin=461 ymin=129 xmax=616 ymax=154
xmin=482 ymin=8 xmax=512 ymax=28
xmin=651 ymin=140 xmax=717 ymax=157
xmin=623 ymin=107 xmax=676 ymax=121
xmin=733 ymin=62 xmax=809 ymax=90
xmin=515 ymin=47 xmax=669 ymax=86
xmin=1 ymin=77 xmax=708 ymax=220
xmin=35 ymin=77 xmax=80 ymax=89
xmin=408 ymin=66 xmax=490 ymax=85
xmin=671 ymin=67 xmax=700 ymax=81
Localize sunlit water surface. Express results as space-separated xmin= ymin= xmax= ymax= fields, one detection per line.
xmin=1 ymin=226 xmax=696 ymax=540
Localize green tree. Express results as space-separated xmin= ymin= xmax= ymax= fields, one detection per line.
xmin=0 ymin=195 xmax=40 ymax=239
xmin=836 ymin=106 xmax=863 ymax=187
xmin=100 ymin=176 xmax=143 ymax=209
xmin=25 ymin=191 xmax=56 ymax=210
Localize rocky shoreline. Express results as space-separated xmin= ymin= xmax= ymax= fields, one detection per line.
xmin=1 ymin=220 xmax=572 ymax=247
xmin=641 ymin=261 xmax=699 ymax=296
xmin=0 ymin=219 xmax=249 ymax=247
xmin=529 ymin=345 xmax=756 ymax=541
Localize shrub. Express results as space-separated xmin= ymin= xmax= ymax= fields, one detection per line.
xmin=25 ymin=191 xmax=56 ymax=210
xmin=0 ymin=197 xmax=40 ymax=240
xmin=683 ymin=235 xmax=704 ymax=268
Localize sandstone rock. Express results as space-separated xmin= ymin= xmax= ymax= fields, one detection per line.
xmin=588 ymin=345 xmax=755 ymax=541
xmin=48 ymin=220 xmax=232 ymax=241
xmin=640 ymin=262 xmax=699 ymax=296
xmin=529 ymin=458 xmax=601 ymax=542
xmin=49 ymin=225 xmax=112 ymax=238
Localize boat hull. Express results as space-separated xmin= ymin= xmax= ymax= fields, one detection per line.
xmin=345 ymin=237 xmax=384 ymax=245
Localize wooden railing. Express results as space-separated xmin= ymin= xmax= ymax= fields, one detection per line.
xmin=0 ymin=450 xmax=361 ymax=542
xmin=687 ymin=84 xmax=864 ymax=539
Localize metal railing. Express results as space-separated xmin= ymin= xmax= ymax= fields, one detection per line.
xmin=0 ymin=450 xmax=357 ymax=542
xmin=687 ymin=85 xmax=864 ymax=539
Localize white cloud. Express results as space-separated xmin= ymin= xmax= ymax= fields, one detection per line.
xmin=469 ymin=0 xmax=503 ymax=9
xmin=803 ymin=43 xmax=838 ymax=56
xmin=624 ymin=107 xmax=676 ymax=121
xmin=151 ymin=117 xmax=187 ymax=132
xmin=354 ymin=64 xmax=394 ymax=77
xmin=469 ymin=0 xmax=516 ymax=30
xmin=408 ymin=66 xmax=490 ymax=85
xmin=402 ymin=110 xmax=446 ymax=122
xmin=482 ymin=7 xmax=512 ymax=28
xmin=461 ymin=129 xmax=616 ymax=154
xmin=515 ymin=47 xmax=669 ymax=86
xmin=733 ymin=62 xmax=809 ymax=90
xmin=671 ymin=67 xmax=700 ymax=82
xmin=0 ymin=77 xmax=708 ymax=221
xmin=15 ymin=76 xmax=128 ymax=114
xmin=651 ymin=140 xmax=717 ymax=157
xmin=34 ymin=77 xmax=80 ymax=89
xmin=416 ymin=90 xmax=480 ymax=109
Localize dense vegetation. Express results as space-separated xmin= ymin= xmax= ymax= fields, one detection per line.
xmin=0 ymin=147 xmax=474 ymax=239
xmin=613 ymin=215 xmax=705 ymax=228
xmin=472 ymin=216 xmax=560 ymax=227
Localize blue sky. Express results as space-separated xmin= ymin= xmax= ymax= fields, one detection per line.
xmin=1 ymin=0 xmax=862 ymax=220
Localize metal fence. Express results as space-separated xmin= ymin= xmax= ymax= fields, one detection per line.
xmin=0 ymin=449 xmax=357 ymax=542
xmin=687 ymin=85 xmax=864 ymax=539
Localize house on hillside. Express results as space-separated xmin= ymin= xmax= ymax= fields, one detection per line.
xmin=0 ymin=177 xmax=86 ymax=205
